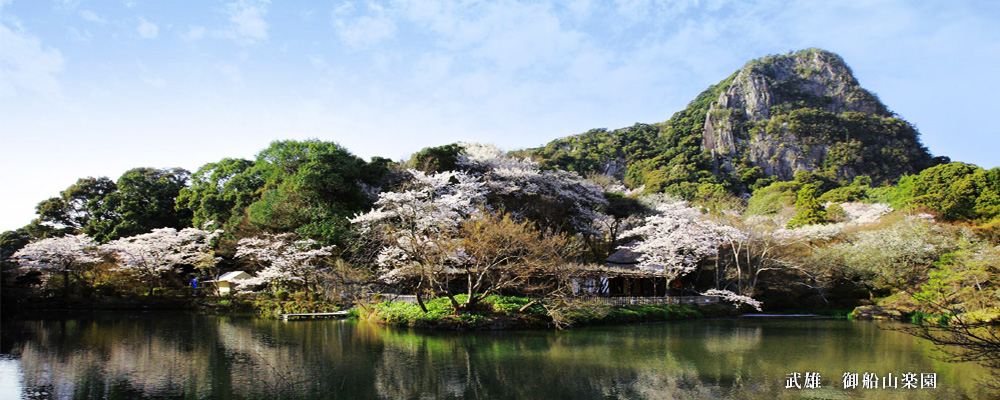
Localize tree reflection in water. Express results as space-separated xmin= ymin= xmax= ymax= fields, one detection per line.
xmin=1 ymin=314 xmax=996 ymax=399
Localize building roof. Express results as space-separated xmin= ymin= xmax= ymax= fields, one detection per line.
xmin=606 ymin=247 xmax=641 ymax=265
xmin=217 ymin=271 xmax=251 ymax=281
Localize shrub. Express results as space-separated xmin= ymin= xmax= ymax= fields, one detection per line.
xmin=274 ymin=290 xmax=290 ymax=301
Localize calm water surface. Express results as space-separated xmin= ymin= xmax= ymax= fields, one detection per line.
xmin=0 ymin=313 xmax=994 ymax=399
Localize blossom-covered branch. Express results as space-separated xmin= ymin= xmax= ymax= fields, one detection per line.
xmin=702 ymin=289 xmax=763 ymax=311
xmin=234 ymin=233 xmax=334 ymax=292
xmin=11 ymin=234 xmax=103 ymax=297
xmin=620 ymin=199 xmax=723 ymax=282
xmin=102 ymin=228 xmax=220 ymax=295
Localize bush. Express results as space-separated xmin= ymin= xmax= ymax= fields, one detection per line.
xmin=485 ymin=295 xmax=545 ymax=314
xmin=274 ymin=290 xmax=290 ymax=301
xmin=360 ymin=295 xmax=550 ymax=329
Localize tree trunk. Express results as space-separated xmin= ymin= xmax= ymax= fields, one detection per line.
xmin=466 ymin=273 xmax=473 ymax=302
xmin=416 ymin=292 xmax=429 ymax=313
xmin=466 ymin=293 xmax=482 ymax=310
xmin=464 ymin=273 xmax=482 ymax=309
xmin=447 ymin=294 xmax=461 ymax=312
xmin=63 ymin=269 xmax=71 ymax=298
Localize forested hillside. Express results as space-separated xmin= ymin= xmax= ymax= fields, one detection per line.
xmin=521 ymin=49 xmax=942 ymax=199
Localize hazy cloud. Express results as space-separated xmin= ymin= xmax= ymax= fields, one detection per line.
xmin=0 ymin=19 xmax=65 ymax=101
xmin=137 ymin=17 xmax=158 ymax=39
xmin=68 ymin=26 xmax=92 ymax=42
xmin=332 ymin=2 xmax=397 ymax=48
xmin=57 ymin=0 xmax=82 ymax=9
xmin=79 ymin=10 xmax=105 ymax=24
xmin=219 ymin=0 xmax=269 ymax=44
xmin=143 ymin=76 xmax=166 ymax=88
xmin=184 ymin=25 xmax=205 ymax=41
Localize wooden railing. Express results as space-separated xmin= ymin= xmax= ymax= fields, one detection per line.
xmin=370 ymin=294 xmax=719 ymax=306
xmin=568 ymin=295 xmax=720 ymax=306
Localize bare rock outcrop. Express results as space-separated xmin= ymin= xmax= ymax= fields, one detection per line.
xmin=702 ymin=49 xmax=899 ymax=181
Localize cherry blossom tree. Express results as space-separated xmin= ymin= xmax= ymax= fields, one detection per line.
xmin=234 ymin=233 xmax=334 ymax=293
xmin=620 ymin=199 xmax=723 ymax=284
xmin=11 ymin=234 xmax=103 ymax=297
xmin=350 ymin=169 xmax=486 ymax=311
xmin=352 ymin=144 xmax=609 ymax=311
xmin=102 ymin=228 xmax=219 ymax=295
xmin=705 ymin=202 xmax=894 ymax=304
xmin=457 ymin=142 xmax=607 ymax=236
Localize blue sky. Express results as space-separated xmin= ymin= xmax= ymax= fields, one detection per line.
xmin=2 ymin=0 xmax=998 ymax=231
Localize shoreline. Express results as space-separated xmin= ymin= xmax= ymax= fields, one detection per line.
xmin=2 ymin=294 xmax=862 ymax=330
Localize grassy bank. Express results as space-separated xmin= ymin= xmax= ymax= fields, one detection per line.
xmin=358 ymin=295 xmax=739 ymax=330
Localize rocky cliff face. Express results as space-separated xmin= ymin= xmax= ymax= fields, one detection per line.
xmin=525 ymin=49 xmax=934 ymax=195
xmin=701 ymin=49 xmax=926 ymax=182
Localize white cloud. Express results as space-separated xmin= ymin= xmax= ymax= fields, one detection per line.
xmin=57 ymin=0 xmax=81 ymax=9
xmin=219 ymin=0 xmax=269 ymax=44
xmin=68 ymin=26 xmax=92 ymax=42
xmin=143 ymin=76 xmax=166 ymax=88
xmin=218 ymin=63 xmax=242 ymax=84
xmin=184 ymin=25 xmax=205 ymax=41
xmin=79 ymin=10 xmax=105 ymax=24
xmin=0 ymin=20 xmax=65 ymax=101
xmin=332 ymin=2 xmax=396 ymax=48
xmin=562 ymin=0 xmax=594 ymax=21
xmin=137 ymin=17 xmax=158 ymax=39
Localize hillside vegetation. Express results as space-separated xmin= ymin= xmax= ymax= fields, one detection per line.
xmin=521 ymin=49 xmax=941 ymax=199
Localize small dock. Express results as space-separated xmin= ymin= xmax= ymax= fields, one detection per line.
xmin=279 ymin=311 xmax=349 ymax=321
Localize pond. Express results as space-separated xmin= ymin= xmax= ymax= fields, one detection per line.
xmin=0 ymin=313 xmax=994 ymax=399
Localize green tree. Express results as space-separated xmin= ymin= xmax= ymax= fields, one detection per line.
xmin=787 ymin=184 xmax=827 ymax=228
xmin=93 ymin=168 xmax=192 ymax=241
xmin=245 ymin=140 xmax=374 ymax=245
xmin=405 ymin=143 xmax=462 ymax=173
xmin=1 ymin=229 xmax=33 ymax=286
xmin=747 ymin=180 xmax=800 ymax=215
xmin=176 ymin=158 xmax=262 ymax=232
xmin=32 ymin=177 xmax=118 ymax=237
xmin=879 ymin=163 xmax=1000 ymax=223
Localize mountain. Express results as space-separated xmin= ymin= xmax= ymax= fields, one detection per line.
xmin=523 ymin=49 xmax=940 ymax=197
